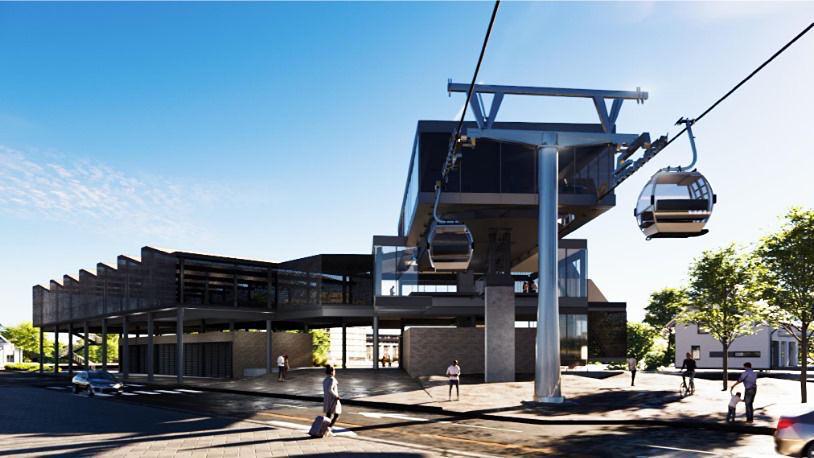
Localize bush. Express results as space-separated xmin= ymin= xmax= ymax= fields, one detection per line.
xmin=4 ymin=362 xmax=56 ymax=372
xmin=643 ymin=336 xmax=668 ymax=370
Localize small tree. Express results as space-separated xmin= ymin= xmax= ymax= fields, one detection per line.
xmin=756 ymin=207 xmax=814 ymax=403
xmin=644 ymin=288 xmax=688 ymax=366
xmin=1 ymin=322 xmax=46 ymax=361
xmin=679 ymin=244 xmax=764 ymax=391
xmin=627 ymin=322 xmax=657 ymax=367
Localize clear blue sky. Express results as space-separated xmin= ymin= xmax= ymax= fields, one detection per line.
xmin=1 ymin=2 xmax=813 ymax=326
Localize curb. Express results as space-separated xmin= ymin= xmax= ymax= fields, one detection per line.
xmin=164 ymin=383 xmax=775 ymax=435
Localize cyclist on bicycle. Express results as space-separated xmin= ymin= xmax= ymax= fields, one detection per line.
xmin=680 ymin=352 xmax=697 ymax=392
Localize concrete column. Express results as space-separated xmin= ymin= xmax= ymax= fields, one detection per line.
xmin=266 ymin=320 xmax=273 ymax=376
xmin=485 ymin=286 xmax=515 ymax=382
xmin=372 ymin=316 xmax=379 ymax=369
xmin=39 ymin=327 xmax=44 ymax=373
xmin=535 ymin=142 xmax=563 ymax=403
xmin=341 ymin=323 xmax=347 ymax=369
xmin=147 ymin=312 xmax=155 ymax=381
xmin=83 ymin=321 xmax=90 ymax=370
xmin=399 ymin=324 xmax=405 ymax=367
xmin=53 ymin=326 xmax=59 ymax=374
xmin=101 ymin=319 xmax=108 ymax=370
xmin=176 ymin=308 xmax=185 ymax=383
xmin=122 ymin=316 xmax=129 ymax=378
xmin=67 ymin=323 xmax=74 ymax=374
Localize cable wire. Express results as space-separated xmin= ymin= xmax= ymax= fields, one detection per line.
xmin=433 ymin=0 xmax=501 ymax=224
xmin=663 ymin=21 xmax=814 ymax=149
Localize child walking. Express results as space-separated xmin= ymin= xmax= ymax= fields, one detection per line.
xmin=727 ymin=392 xmax=743 ymax=422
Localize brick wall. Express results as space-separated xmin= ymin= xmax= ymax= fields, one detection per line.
xmin=232 ymin=331 xmax=312 ymax=378
xmin=403 ymin=327 xmax=538 ymax=377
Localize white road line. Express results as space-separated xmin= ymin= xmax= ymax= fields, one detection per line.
xmin=358 ymin=411 xmax=428 ymax=422
xmin=125 ymin=384 xmax=145 ymax=388
xmin=46 ymin=386 xmax=67 ymax=390
xmin=121 ymin=392 xmax=138 ymax=396
xmin=154 ymin=390 xmax=180 ymax=395
xmin=437 ymin=421 xmax=523 ymax=433
xmin=173 ymin=389 xmax=203 ymax=394
xmin=644 ymin=445 xmax=717 ymax=455
xmin=164 ymin=417 xmax=212 ymax=424
xmin=94 ymin=393 xmax=114 ymax=397
xmin=266 ymin=420 xmax=357 ymax=437
xmin=275 ymin=403 xmax=307 ymax=409
xmin=133 ymin=390 xmax=161 ymax=395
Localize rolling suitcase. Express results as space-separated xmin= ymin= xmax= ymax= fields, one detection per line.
xmin=308 ymin=415 xmax=330 ymax=438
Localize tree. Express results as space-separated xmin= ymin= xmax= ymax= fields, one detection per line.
xmin=756 ymin=207 xmax=814 ymax=403
xmin=88 ymin=334 xmax=119 ymax=364
xmin=678 ymin=244 xmax=765 ymax=391
xmin=1 ymin=322 xmax=43 ymax=361
xmin=309 ymin=329 xmax=330 ymax=366
xmin=644 ymin=288 xmax=688 ymax=366
xmin=627 ymin=322 xmax=657 ymax=366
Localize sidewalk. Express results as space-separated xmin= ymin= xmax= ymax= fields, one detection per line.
xmin=131 ymin=368 xmax=813 ymax=433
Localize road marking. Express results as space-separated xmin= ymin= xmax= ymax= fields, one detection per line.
xmin=46 ymin=386 xmax=67 ymax=390
xmin=125 ymin=384 xmax=145 ymax=387
xmin=121 ymin=392 xmax=138 ymax=396
xmin=257 ymin=411 xmax=550 ymax=454
xmin=154 ymin=390 xmax=180 ymax=395
xmin=275 ymin=403 xmax=307 ymax=409
xmin=438 ymin=421 xmax=522 ymax=433
xmin=94 ymin=393 xmax=114 ymax=397
xmin=266 ymin=420 xmax=357 ymax=437
xmin=358 ymin=411 xmax=428 ymax=422
xmin=133 ymin=390 xmax=161 ymax=395
xmin=174 ymin=389 xmax=203 ymax=394
xmin=644 ymin=445 xmax=717 ymax=455
xmin=164 ymin=417 xmax=212 ymax=424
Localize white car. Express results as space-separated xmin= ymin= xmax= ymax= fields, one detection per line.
xmin=775 ymin=411 xmax=814 ymax=457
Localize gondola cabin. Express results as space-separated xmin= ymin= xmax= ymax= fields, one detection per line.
xmin=634 ymin=170 xmax=715 ymax=239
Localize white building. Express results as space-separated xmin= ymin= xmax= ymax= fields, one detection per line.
xmin=0 ymin=332 xmax=23 ymax=369
xmin=675 ymin=323 xmax=798 ymax=370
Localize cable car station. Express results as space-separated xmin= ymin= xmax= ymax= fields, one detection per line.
xmin=31 ymin=81 xmax=701 ymax=402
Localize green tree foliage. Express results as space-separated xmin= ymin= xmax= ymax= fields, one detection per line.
xmin=679 ymin=244 xmax=764 ymax=390
xmin=309 ymin=329 xmax=330 ymax=366
xmin=1 ymin=322 xmax=40 ymax=356
xmin=756 ymin=207 xmax=814 ymax=403
xmin=644 ymin=288 xmax=688 ymax=367
xmin=87 ymin=334 xmax=119 ymax=364
xmin=627 ymin=322 xmax=657 ymax=366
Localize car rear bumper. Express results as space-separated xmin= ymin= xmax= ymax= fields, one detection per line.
xmin=775 ymin=437 xmax=806 ymax=456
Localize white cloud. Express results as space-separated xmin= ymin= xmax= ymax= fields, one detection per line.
xmin=0 ymin=145 xmax=228 ymax=242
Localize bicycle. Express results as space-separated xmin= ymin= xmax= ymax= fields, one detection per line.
xmin=679 ymin=372 xmax=695 ymax=397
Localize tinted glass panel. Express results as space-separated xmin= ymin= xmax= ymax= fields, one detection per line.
xmin=500 ymin=142 xmax=536 ymax=193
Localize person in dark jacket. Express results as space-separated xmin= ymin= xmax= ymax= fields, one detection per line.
xmin=680 ymin=352 xmax=697 ymax=393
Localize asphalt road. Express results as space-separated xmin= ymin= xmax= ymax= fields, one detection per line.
xmin=3 ymin=372 xmax=781 ymax=457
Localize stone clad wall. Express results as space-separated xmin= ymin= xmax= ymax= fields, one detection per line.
xmin=403 ymin=327 xmax=537 ymax=378
xmin=129 ymin=330 xmax=313 ymax=379
xmin=232 ymin=331 xmax=313 ymax=378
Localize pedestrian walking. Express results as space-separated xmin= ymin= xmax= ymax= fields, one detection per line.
xmin=277 ymin=354 xmax=286 ymax=381
xmin=627 ymin=356 xmax=638 ymax=386
xmin=322 ymin=365 xmax=342 ymax=435
xmin=446 ymin=359 xmax=461 ymax=401
xmin=731 ymin=362 xmax=758 ymax=423
xmin=727 ymin=391 xmax=743 ymax=422
xmin=284 ymin=354 xmax=290 ymax=379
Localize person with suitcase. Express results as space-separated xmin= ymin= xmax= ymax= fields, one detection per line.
xmin=322 ymin=364 xmax=342 ymax=435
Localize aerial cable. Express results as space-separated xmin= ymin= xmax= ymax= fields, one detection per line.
xmin=662 ymin=21 xmax=814 ymax=151
xmin=612 ymin=21 xmax=814 ymax=195
xmin=432 ymin=0 xmax=500 ymax=224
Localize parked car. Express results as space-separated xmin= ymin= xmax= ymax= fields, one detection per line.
xmin=775 ymin=410 xmax=814 ymax=457
xmin=71 ymin=370 xmax=123 ymax=396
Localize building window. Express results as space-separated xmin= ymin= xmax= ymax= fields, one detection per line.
xmin=691 ymin=346 xmax=700 ymax=360
xmin=708 ymin=351 xmax=761 ymax=358
xmin=6 ymin=355 xmax=14 ymax=363
xmin=696 ymin=326 xmax=709 ymax=335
